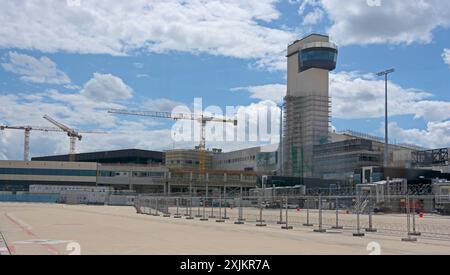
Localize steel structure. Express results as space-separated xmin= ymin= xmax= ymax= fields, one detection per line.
xmin=108 ymin=109 xmax=237 ymax=172
xmin=0 ymin=125 xmax=62 ymax=161
xmin=43 ymin=115 xmax=106 ymax=161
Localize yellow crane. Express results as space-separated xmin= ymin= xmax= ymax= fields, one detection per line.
xmin=108 ymin=109 xmax=238 ymax=172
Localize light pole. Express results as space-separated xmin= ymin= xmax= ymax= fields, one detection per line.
xmin=376 ymin=68 xmax=395 ymax=168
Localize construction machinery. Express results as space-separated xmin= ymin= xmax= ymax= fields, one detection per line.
xmin=43 ymin=115 xmax=106 ymax=161
xmin=0 ymin=125 xmax=62 ymax=161
xmin=108 ymin=109 xmax=238 ymax=172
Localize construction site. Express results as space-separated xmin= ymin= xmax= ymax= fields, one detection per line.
xmin=1 ymin=34 xmax=450 ymax=255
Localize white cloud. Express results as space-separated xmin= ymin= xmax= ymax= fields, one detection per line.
xmin=64 ymin=84 xmax=81 ymax=90
xmin=389 ymin=121 xmax=450 ymax=149
xmin=230 ymin=72 xmax=450 ymax=123
xmin=302 ymin=8 xmax=324 ymax=25
xmin=330 ymin=72 xmax=450 ymax=122
xmin=81 ymin=73 xmax=133 ymax=102
xmin=443 ymin=49 xmax=450 ymax=67
xmin=231 ymin=84 xmax=286 ymax=104
xmin=142 ymin=98 xmax=186 ymax=112
xmin=0 ymin=0 xmax=297 ymax=71
xmin=303 ymin=0 xmax=450 ymax=45
xmin=1 ymin=52 xmax=71 ymax=85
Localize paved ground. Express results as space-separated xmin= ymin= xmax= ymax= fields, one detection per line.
xmin=1 ymin=202 xmax=450 ymax=255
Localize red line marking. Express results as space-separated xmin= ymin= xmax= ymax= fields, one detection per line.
xmin=8 ymin=245 xmax=15 ymax=254
xmin=5 ymin=213 xmax=59 ymax=255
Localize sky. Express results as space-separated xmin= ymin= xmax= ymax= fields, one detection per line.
xmin=0 ymin=0 xmax=449 ymax=160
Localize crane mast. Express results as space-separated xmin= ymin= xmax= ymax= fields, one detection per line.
xmin=42 ymin=115 xmax=107 ymax=161
xmin=0 ymin=125 xmax=62 ymax=161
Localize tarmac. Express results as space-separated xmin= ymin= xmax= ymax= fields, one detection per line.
xmin=1 ymin=202 xmax=450 ymax=255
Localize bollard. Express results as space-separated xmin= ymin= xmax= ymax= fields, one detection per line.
xmin=282 ymin=197 xmax=293 ymax=230
xmin=303 ymin=198 xmax=314 ymax=227
xmin=365 ymin=196 xmax=377 ymax=232
xmin=200 ymin=196 xmax=209 ymax=221
xmin=314 ymin=195 xmax=326 ymax=233
xmin=402 ymin=195 xmax=418 ymax=242
xmin=216 ymin=196 xmax=225 ymax=223
xmin=174 ymin=198 xmax=182 ymax=218
xmin=277 ymin=199 xmax=286 ymax=225
xmin=332 ymin=196 xmax=343 ymax=230
xmin=234 ymin=196 xmax=245 ymax=224
xmin=353 ymin=195 xmax=365 ymax=237
xmin=409 ymin=195 xmax=421 ymax=236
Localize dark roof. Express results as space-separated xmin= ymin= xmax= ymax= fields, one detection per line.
xmin=32 ymin=149 xmax=164 ymax=164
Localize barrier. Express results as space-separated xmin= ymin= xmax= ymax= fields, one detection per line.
xmin=133 ymin=194 xmax=450 ymax=242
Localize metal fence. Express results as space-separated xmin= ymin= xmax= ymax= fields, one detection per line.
xmin=135 ymin=194 xmax=450 ymax=242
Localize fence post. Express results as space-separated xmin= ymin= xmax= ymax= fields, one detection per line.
xmin=256 ymin=196 xmax=267 ymax=227
xmin=209 ymin=196 xmax=216 ymax=219
xmin=148 ymin=199 xmax=153 ymax=216
xmin=186 ymin=196 xmax=194 ymax=220
xmin=174 ymin=197 xmax=181 ymax=218
xmin=277 ymin=198 xmax=286 ymax=225
xmin=353 ymin=194 xmax=365 ymax=237
xmin=332 ymin=196 xmax=343 ymax=230
xmin=154 ymin=198 xmax=160 ymax=217
xmin=303 ymin=197 xmax=314 ymax=227
xmin=365 ymin=194 xmax=377 ymax=232
xmin=282 ymin=196 xmax=293 ymax=230
xmin=402 ymin=195 xmax=418 ymax=242
xmin=222 ymin=187 xmax=229 ymax=220
xmin=216 ymin=194 xmax=225 ymax=223
xmin=234 ymin=188 xmax=245 ymax=225
xmin=409 ymin=195 xmax=421 ymax=236
xmin=200 ymin=195 xmax=209 ymax=221
xmin=163 ymin=197 xmax=171 ymax=217
xmin=196 ymin=196 xmax=202 ymax=218
xmin=314 ymin=195 xmax=326 ymax=233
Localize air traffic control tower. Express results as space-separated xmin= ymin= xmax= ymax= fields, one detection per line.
xmin=283 ymin=34 xmax=338 ymax=177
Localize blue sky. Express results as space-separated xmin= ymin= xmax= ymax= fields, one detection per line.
xmin=0 ymin=0 xmax=449 ymax=160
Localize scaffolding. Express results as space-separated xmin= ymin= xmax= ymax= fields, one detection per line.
xmin=283 ymin=95 xmax=331 ymax=178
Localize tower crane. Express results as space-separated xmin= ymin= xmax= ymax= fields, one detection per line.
xmin=43 ymin=115 xmax=107 ymax=161
xmin=108 ymin=109 xmax=238 ymax=172
xmin=0 ymin=125 xmax=62 ymax=161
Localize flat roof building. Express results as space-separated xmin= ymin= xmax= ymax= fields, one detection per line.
xmin=32 ymin=149 xmax=164 ymax=165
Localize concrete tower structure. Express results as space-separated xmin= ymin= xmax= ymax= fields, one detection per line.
xmin=283 ymin=34 xmax=338 ymax=177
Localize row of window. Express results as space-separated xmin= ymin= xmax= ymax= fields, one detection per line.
xmin=0 ymin=168 xmax=97 ymax=177
xmin=99 ymin=171 xmax=165 ymax=178
xmin=300 ymin=49 xmax=338 ymax=63
xmin=216 ymin=155 xmax=256 ymax=165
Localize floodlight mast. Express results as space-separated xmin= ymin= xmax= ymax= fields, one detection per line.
xmin=376 ymin=68 xmax=395 ymax=168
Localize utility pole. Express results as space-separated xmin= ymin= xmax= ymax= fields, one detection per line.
xmin=376 ymin=68 xmax=395 ymax=168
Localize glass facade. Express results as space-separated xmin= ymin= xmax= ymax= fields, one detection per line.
xmin=299 ymin=47 xmax=337 ymax=72
xmin=0 ymin=168 xmax=97 ymax=177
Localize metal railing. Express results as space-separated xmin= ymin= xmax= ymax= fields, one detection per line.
xmin=135 ymin=194 xmax=450 ymax=242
